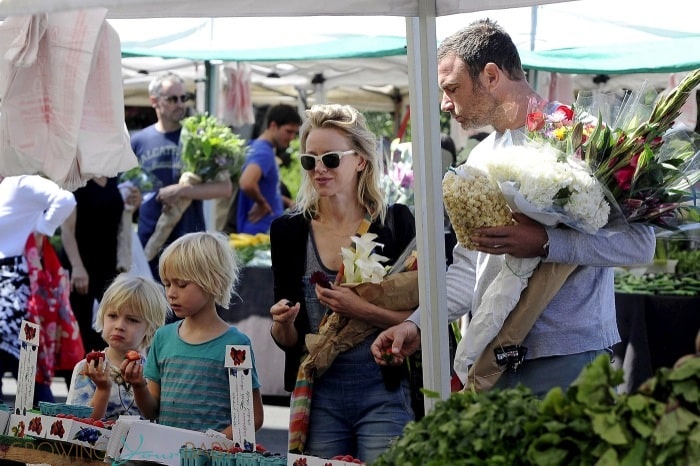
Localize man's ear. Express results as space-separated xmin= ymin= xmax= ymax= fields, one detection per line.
xmin=482 ymin=63 xmax=501 ymax=91
xmin=149 ymin=95 xmax=158 ymax=109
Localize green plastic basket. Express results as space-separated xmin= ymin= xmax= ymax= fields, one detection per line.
xmin=38 ymin=402 xmax=93 ymax=418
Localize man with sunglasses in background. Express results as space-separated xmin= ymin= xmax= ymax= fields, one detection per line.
xmin=236 ymin=104 xmax=302 ymax=234
xmin=131 ymin=72 xmax=233 ymax=280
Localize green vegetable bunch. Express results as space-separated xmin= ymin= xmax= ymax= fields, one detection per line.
xmin=372 ymin=354 xmax=700 ymax=466
xmin=180 ymin=114 xmax=248 ymax=182
xmin=615 ymin=271 xmax=700 ymax=296
xmin=119 ymin=166 xmax=161 ymax=192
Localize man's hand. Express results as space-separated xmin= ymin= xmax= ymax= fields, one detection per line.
xmin=156 ymin=183 xmax=187 ymax=209
xmin=247 ymin=200 xmax=272 ymax=224
xmin=371 ymin=321 xmax=421 ymax=366
xmin=471 ymin=212 xmax=548 ymax=258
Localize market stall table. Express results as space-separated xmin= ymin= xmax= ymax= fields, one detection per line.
xmin=613 ymin=292 xmax=700 ymax=393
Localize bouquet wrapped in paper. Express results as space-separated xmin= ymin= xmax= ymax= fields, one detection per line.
xmin=303 ymin=233 xmax=418 ymax=379
xmin=143 ymin=114 xmax=247 ymax=261
xmin=115 ymin=167 xmax=162 ymax=271
xmin=442 ymin=166 xmax=513 ymax=250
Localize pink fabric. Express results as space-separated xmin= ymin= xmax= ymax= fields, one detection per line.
xmin=0 ymin=9 xmax=137 ymax=190
xmin=219 ymin=64 xmax=255 ymax=127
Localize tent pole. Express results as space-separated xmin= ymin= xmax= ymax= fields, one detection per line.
xmin=406 ymin=0 xmax=451 ymax=413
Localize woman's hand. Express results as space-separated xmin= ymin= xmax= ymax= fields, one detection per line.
xmin=270 ymin=299 xmax=300 ymax=347
xmin=316 ymin=284 xmax=366 ymax=318
xmin=71 ymin=265 xmax=90 ymax=295
xmin=270 ymin=299 xmax=299 ymax=325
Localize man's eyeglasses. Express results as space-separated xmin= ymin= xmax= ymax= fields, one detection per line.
xmin=300 ymin=150 xmax=356 ymax=170
xmin=161 ymin=94 xmax=191 ymax=104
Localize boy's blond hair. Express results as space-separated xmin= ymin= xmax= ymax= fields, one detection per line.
xmin=158 ymin=232 xmax=239 ymax=308
xmin=94 ymin=274 xmax=168 ymax=350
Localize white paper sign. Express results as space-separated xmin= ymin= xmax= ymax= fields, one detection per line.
xmin=225 ymin=344 xmax=255 ymax=451
xmin=119 ymin=421 xmax=234 ymax=466
xmin=16 ymin=320 xmax=40 ymax=414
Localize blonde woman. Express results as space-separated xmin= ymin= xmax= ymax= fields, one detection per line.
xmin=269 ymin=104 xmax=416 ymax=463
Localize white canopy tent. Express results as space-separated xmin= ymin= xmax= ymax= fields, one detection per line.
xmin=112 ymin=0 xmax=700 ymax=129
xmin=115 ymin=16 xmax=413 ymax=113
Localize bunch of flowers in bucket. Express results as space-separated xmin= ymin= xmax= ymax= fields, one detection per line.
xmin=143 ymin=114 xmax=247 ymax=261
xmin=443 ymin=69 xmax=700 ymax=388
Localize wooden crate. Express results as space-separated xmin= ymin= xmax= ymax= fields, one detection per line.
xmin=0 ymin=434 xmax=105 ymax=466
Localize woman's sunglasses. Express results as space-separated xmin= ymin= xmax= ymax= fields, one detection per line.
xmin=300 ymin=150 xmax=356 ymax=170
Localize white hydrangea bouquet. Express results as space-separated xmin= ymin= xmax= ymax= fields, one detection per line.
xmin=445 ymin=124 xmax=611 ymax=374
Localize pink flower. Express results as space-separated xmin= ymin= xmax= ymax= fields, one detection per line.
xmin=389 ymin=162 xmax=414 ymax=189
xmin=553 ymin=105 xmax=574 ymax=122
xmin=526 ymin=111 xmax=545 ymax=132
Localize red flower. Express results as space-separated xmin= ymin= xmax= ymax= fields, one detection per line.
xmin=526 ymin=111 xmax=545 ymax=132
xmin=554 ymin=105 xmax=574 ymax=121
xmin=613 ymin=154 xmax=640 ymax=191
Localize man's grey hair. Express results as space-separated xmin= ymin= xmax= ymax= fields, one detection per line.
xmin=148 ymin=72 xmax=186 ymax=97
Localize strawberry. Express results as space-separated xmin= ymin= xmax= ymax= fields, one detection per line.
xmin=310 ymin=270 xmax=331 ymax=289
xmin=381 ymin=348 xmax=395 ymax=363
xmin=86 ymin=350 xmax=105 ymax=365
xmin=125 ymin=350 xmax=141 ymax=362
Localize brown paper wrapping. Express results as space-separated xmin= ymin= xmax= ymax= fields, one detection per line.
xmin=143 ymin=171 xmax=201 ymax=261
xmin=342 ymin=271 xmax=420 ymax=311
xmin=465 ymin=262 xmax=577 ymax=392
xmin=303 ymin=271 xmax=419 ymax=378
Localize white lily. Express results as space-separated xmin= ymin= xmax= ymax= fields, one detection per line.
xmin=341 ymin=233 xmax=389 ymax=284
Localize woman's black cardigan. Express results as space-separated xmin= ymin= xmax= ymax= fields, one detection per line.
xmin=269 ymin=204 xmax=416 ymax=392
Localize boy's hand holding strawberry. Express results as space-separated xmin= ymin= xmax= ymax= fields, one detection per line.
xmin=119 ymin=351 xmax=148 ymax=389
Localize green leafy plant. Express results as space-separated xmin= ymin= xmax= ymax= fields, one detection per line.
xmin=119 ymin=166 xmax=161 ymax=191
xmin=180 ymin=113 xmax=248 ymax=182
xmin=372 ymin=354 xmax=700 ymax=466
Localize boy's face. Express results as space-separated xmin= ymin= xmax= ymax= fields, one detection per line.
xmin=102 ymin=307 xmax=149 ymax=353
xmin=162 ymin=277 xmax=214 ymax=318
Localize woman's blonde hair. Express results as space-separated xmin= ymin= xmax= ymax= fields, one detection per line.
xmin=295 ymin=104 xmax=387 ymax=223
xmin=94 ymin=274 xmax=168 ymax=350
xmin=158 ymin=232 xmax=239 ymax=308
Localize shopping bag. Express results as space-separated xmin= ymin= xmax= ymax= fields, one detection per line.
xmin=464 ymin=262 xmax=577 ymax=392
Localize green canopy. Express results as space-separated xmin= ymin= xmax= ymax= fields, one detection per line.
xmin=520 ymin=36 xmax=700 ymax=75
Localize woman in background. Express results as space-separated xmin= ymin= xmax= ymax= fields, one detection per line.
xmin=0 ymin=174 xmax=76 ymax=404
